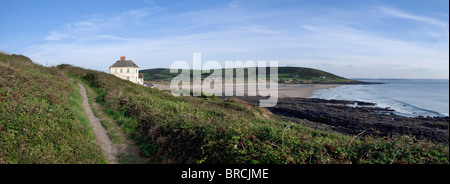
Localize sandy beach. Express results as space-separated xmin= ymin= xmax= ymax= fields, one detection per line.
xmin=277 ymin=84 xmax=340 ymax=98
xmin=148 ymin=82 xmax=339 ymax=98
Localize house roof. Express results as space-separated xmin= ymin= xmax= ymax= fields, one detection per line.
xmin=110 ymin=60 xmax=139 ymax=68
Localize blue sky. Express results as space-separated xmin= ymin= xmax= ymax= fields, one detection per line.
xmin=0 ymin=0 xmax=448 ymax=79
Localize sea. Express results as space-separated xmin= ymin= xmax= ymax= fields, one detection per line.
xmin=310 ymin=79 xmax=449 ymax=117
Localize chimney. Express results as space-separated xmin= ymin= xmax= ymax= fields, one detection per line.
xmin=120 ymin=56 xmax=126 ymax=61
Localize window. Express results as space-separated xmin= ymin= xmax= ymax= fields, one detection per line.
xmin=127 ymin=69 xmax=130 ymax=73
xmin=120 ymin=69 xmax=123 ymax=73
xmin=115 ymin=69 xmax=117 ymax=73
xmin=136 ymin=69 xmax=138 ymax=73
xmin=127 ymin=77 xmax=130 ymax=80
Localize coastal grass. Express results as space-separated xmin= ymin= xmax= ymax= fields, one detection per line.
xmin=59 ymin=64 xmax=449 ymax=164
xmin=101 ymin=119 xmax=113 ymax=131
xmin=0 ymin=54 xmax=107 ymax=164
xmin=107 ymin=129 xmax=123 ymax=144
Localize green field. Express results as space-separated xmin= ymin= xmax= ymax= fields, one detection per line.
xmin=140 ymin=67 xmax=370 ymax=84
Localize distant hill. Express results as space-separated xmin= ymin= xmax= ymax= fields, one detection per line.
xmin=140 ymin=67 xmax=371 ymax=84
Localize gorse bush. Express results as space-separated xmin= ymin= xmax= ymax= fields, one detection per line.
xmin=0 ymin=54 xmax=106 ymax=163
xmin=60 ymin=64 xmax=449 ymax=164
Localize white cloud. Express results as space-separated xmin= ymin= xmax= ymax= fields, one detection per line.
xmin=68 ymin=18 xmax=105 ymax=32
xmin=44 ymin=32 xmax=72 ymax=41
xmin=228 ymin=0 xmax=240 ymax=8
xmin=120 ymin=9 xmax=151 ymax=24
xmin=45 ymin=8 xmax=156 ymax=42
xmin=92 ymin=35 xmax=137 ymax=41
xmin=26 ymin=4 xmax=450 ymax=79
xmin=378 ymin=5 xmax=448 ymax=28
xmin=301 ymin=25 xmax=316 ymax=32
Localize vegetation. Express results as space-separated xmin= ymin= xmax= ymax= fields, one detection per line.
xmin=140 ymin=67 xmax=369 ymax=84
xmin=107 ymin=129 xmax=122 ymax=144
xmin=75 ymin=76 xmax=126 ymax=146
xmin=60 ymin=64 xmax=448 ymax=164
xmin=1 ymin=52 xmax=447 ymax=164
xmin=0 ymin=53 xmax=106 ymax=163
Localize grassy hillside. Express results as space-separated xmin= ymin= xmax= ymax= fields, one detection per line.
xmin=0 ymin=53 xmax=106 ymax=164
xmin=140 ymin=67 xmax=366 ymax=84
xmin=61 ymin=64 xmax=448 ymax=164
xmin=276 ymin=67 xmax=363 ymax=84
xmin=1 ymin=53 xmax=447 ymax=164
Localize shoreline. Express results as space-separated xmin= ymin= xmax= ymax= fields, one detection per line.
xmin=148 ymin=81 xmax=340 ymax=98
xmin=278 ymin=84 xmax=340 ymax=98
xmin=237 ymin=96 xmax=449 ymax=144
xmin=148 ymin=81 xmax=449 ymax=144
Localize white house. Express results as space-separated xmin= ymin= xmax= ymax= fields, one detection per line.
xmin=109 ymin=56 xmax=144 ymax=85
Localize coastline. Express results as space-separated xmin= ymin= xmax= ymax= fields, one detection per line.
xmin=278 ymin=84 xmax=340 ymax=98
xmin=148 ymin=81 xmax=449 ymax=143
xmin=149 ymin=81 xmax=340 ymax=98
xmin=237 ymin=96 xmax=449 ymax=144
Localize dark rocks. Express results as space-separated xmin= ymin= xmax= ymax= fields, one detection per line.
xmin=237 ymin=96 xmax=449 ymax=144
xmin=356 ymin=101 xmax=376 ymax=106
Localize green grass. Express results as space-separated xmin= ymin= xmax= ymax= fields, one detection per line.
xmin=0 ymin=54 xmax=107 ymax=164
xmin=103 ymin=108 xmax=139 ymax=137
xmin=107 ymin=129 xmax=123 ymax=144
xmin=59 ymin=64 xmax=449 ymax=164
xmin=118 ymin=152 xmax=149 ymax=164
xmin=101 ymin=119 xmax=113 ymax=130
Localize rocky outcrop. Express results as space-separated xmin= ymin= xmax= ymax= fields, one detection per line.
xmin=238 ymin=97 xmax=449 ymax=144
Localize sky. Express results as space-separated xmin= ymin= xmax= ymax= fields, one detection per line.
xmin=0 ymin=0 xmax=448 ymax=79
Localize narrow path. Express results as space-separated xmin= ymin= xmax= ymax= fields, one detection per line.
xmin=78 ymin=83 xmax=119 ymax=164
xmin=90 ymin=98 xmax=144 ymax=163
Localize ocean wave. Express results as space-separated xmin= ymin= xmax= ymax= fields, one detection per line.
xmin=311 ymin=80 xmax=449 ymax=117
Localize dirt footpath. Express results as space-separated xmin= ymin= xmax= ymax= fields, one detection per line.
xmin=78 ymin=83 xmax=119 ymax=164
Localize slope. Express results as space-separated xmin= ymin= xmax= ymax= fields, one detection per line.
xmin=0 ymin=53 xmax=106 ymax=164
